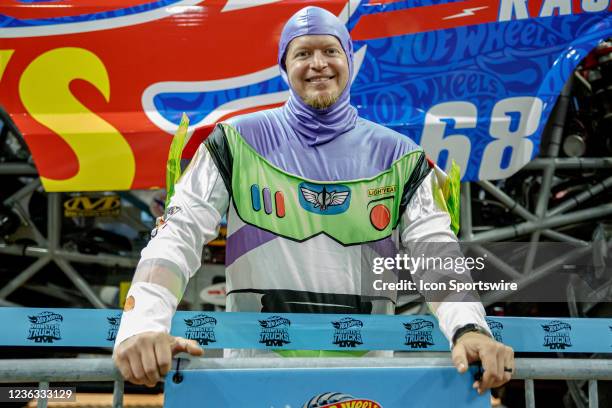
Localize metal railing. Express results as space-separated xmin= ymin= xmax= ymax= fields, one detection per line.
xmin=0 ymin=356 xmax=610 ymax=408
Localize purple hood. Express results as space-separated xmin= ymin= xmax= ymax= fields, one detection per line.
xmin=278 ymin=6 xmax=357 ymax=146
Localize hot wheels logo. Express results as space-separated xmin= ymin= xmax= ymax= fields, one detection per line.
xmin=332 ymin=317 xmax=363 ymax=331
xmin=542 ymin=320 xmax=572 ymax=350
xmin=542 ymin=320 xmax=571 ymax=332
xmin=486 ymin=318 xmax=504 ymax=343
xmin=403 ymin=318 xmax=434 ymax=331
xmin=303 ymin=392 xmax=382 ymax=408
xmin=184 ymin=313 xmax=217 ymax=346
xmin=403 ymin=318 xmax=434 ymax=349
xmin=27 ymin=311 xmax=63 ymax=343
xmin=1 ymin=1 xmax=350 ymax=193
xmin=28 ymin=311 xmax=63 ymax=325
xmin=258 ymin=316 xmax=290 ymax=328
xmin=185 ymin=314 xmax=217 ymax=328
xmin=106 ymin=313 xmax=122 ymax=342
xmin=258 ymin=316 xmax=291 ymax=347
xmin=4 ymin=0 xmax=611 ymax=194
xmin=332 ymin=317 xmax=364 ymax=348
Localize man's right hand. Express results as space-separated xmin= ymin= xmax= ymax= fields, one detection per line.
xmin=113 ymin=331 xmax=204 ymax=387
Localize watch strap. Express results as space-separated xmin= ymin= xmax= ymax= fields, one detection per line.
xmin=452 ymin=323 xmax=492 ymax=346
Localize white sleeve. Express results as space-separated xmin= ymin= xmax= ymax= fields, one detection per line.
xmin=114 ymin=144 xmax=230 ymax=348
xmin=141 ymin=144 xmax=229 ymax=276
xmin=400 ymin=172 xmax=490 ymax=345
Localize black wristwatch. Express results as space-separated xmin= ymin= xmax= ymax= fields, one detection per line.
xmin=452 ymin=323 xmax=491 ymax=346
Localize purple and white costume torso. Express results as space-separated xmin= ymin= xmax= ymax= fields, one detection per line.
xmin=114 ymin=6 xmax=489 ymax=353
xmin=113 ymin=107 xmax=488 ymax=352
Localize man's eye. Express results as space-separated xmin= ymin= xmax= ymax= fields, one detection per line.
xmin=326 ymin=49 xmax=339 ymax=55
xmin=295 ymin=51 xmax=308 ymax=58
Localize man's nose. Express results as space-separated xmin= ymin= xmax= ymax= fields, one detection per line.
xmin=310 ymin=50 xmax=328 ymax=70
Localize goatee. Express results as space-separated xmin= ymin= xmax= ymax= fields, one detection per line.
xmin=303 ymin=92 xmax=339 ymax=109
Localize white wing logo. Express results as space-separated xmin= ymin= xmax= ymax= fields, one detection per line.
xmin=300 ymin=185 xmax=349 ymax=211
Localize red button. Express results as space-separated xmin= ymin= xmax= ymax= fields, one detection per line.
xmin=275 ymin=191 xmax=285 ymax=218
xmin=370 ymin=204 xmax=390 ymax=231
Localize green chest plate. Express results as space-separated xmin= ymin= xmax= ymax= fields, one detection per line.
xmin=223 ymin=124 xmax=425 ymax=246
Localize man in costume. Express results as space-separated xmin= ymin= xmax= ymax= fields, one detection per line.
xmin=114 ymin=6 xmax=514 ymax=393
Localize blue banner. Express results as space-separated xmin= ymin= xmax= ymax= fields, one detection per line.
xmin=164 ymin=366 xmax=489 ymax=408
xmin=0 ymin=308 xmax=610 ymax=353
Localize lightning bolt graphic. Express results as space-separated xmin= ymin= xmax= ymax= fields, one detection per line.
xmin=443 ymin=6 xmax=488 ymax=20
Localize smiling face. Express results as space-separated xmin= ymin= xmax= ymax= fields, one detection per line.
xmin=285 ymin=34 xmax=349 ymax=109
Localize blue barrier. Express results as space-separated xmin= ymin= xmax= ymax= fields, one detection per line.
xmin=1 ymin=308 xmax=610 ymax=353
xmin=164 ymin=365 xmax=489 ymax=408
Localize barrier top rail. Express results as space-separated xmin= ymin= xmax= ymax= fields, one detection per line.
xmin=1 ymin=357 xmax=612 ymax=383
xmin=1 ymin=308 xmax=611 ymax=353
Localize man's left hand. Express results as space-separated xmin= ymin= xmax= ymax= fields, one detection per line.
xmin=451 ymin=332 xmax=514 ymax=394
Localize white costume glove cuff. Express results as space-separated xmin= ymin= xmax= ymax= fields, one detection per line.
xmin=435 ymin=302 xmax=492 ymax=347
xmin=113 ymin=282 xmax=178 ymax=350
